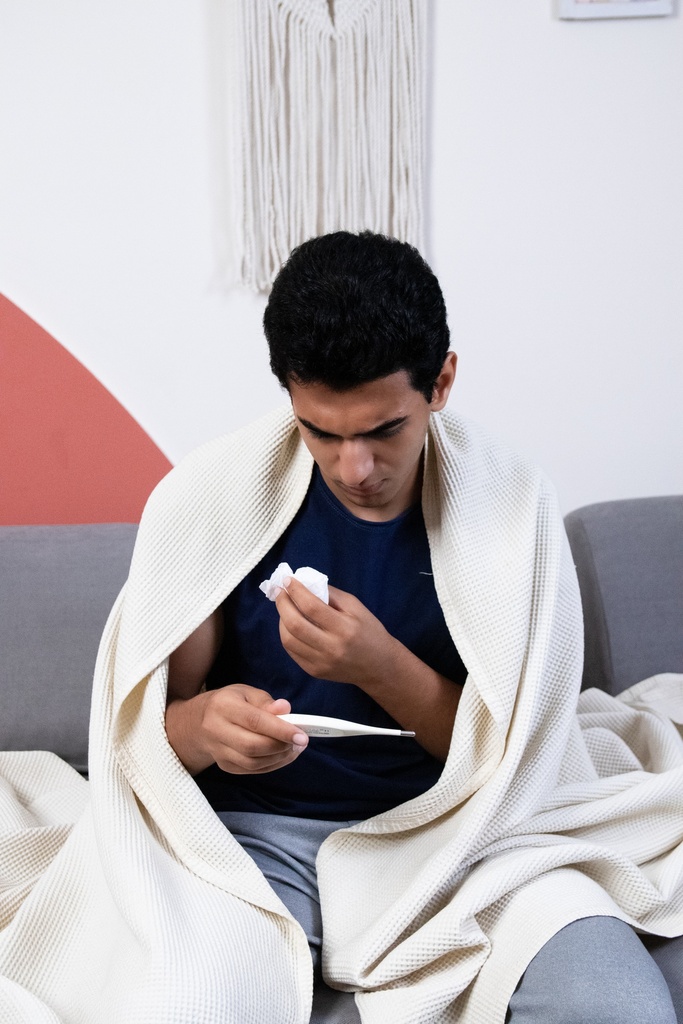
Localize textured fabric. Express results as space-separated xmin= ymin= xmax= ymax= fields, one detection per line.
xmin=1 ymin=406 xmax=683 ymax=1024
xmin=507 ymin=916 xmax=678 ymax=1024
xmin=219 ymin=0 xmax=426 ymax=290
xmin=0 ymin=524 xmax=138 ymax=773
xmin=564 ymin=496 xmax=683 ymax=695
xmin=198 ymin=465 xmax=461 ymax=818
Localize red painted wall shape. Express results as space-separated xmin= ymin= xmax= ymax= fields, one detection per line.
xmin=1 ymin=295 xmax=173 ymax=524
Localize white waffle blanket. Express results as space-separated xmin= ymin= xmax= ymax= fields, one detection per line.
xmin=1 ymin=406 xmax=682 ymax=1024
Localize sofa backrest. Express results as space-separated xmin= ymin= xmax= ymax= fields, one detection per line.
xmin=564 ymin=495 xmax=683 ymax=696
xmin=0 ymin=524 xmax=137 ymax=774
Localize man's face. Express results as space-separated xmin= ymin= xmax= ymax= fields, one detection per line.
xmin=289 ymin=354 xmax=456 ymax=523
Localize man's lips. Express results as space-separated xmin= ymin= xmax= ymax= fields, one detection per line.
xmin=339 ymin=480 xmax=384 ymax=497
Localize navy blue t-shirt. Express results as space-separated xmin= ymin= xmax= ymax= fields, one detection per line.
xmin=196 ymin=467 xmax=467 ymax=820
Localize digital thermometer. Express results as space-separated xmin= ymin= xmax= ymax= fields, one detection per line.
xmin=279 ymin=713 xmax=415 ymax=739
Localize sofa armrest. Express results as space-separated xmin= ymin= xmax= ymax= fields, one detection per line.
xmin=564 ymin=496 xmax=683 ymax=695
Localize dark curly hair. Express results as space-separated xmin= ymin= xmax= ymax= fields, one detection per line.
xmin=263 ymin=232 xmax=450 ymax=402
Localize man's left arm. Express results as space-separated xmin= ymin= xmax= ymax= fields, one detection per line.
xmin=274 ymin=578 xmax=462 ymax=762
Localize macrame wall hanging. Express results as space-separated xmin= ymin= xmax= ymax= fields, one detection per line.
xmin=211 ymin=0 xmax=427 ymax=292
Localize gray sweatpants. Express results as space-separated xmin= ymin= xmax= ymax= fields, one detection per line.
xmin=218 ymin=811 xmax=682 ymax=1024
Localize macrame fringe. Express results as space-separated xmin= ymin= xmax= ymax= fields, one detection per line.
xmin=219 ymin=0 xmax=426 ymax=292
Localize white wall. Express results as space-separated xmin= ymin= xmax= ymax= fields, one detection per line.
xmin=1 ymin=0 xmax=681 ymax=512
xmin=429 ymin=2 xmax=683 ymax=511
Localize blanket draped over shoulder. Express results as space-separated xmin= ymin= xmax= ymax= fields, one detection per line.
xmin=1 ymin=406 xmax=682 ymax=1024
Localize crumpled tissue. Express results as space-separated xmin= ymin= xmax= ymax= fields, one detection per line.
xmin=259 ymin=562 xmax=329 ymax=604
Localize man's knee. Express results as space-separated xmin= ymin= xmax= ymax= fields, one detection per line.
xmin=540 ymin=979 xmax=676 ymax=1024
xmin=507 ymin=917 xmax=677 ymax=1024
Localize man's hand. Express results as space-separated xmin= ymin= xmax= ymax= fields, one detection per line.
xmin=165 ymin=684 xmax=309 ymax=776
xmin=274 ymin=576 xmax=462 ymax=763
xmin=274 ymin=578 xmax=398 ymax=688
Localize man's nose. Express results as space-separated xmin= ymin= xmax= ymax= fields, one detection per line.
xmin=338 ymin=441 xmax=374 ymax=486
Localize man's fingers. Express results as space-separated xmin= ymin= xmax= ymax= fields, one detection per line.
xmin=279 ymin=578 xmax=360 ymax=624
xmin=222 ymin=723 xmax=301 ymax=760
xmin=216 ymin=754 xmax=300 ymax=775
xmin=267 ymin=697 xmax=292 ymax=715
xmin=277 ymin=606 xmax=323 ymax=653
xmin=326 ymin=584 xmax=356 ymax=612
xmin=215 ymin=740 xmax=303 ymax=774
xmin=208 ymin=715 xmax=307 ymax=773
xmin=275 ymin=581 xmax=343 ymax=653
xmin=277 ymin=576 xmax=336 ymax=625
xmin=238 ymin=702 xmax=308 ymax=748
xmin=209 ymin=686 xmax=307 ymax=747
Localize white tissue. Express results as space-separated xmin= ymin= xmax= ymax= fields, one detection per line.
xmin=259 ymin=562 xmax=329 ymax=604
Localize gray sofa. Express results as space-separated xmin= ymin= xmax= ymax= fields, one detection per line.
xmin=2 ymin=496 xmax=682 ymax=774
xmin=1 ymin=523 xmax=138 ymax=774
xmin=563 ymin=495 xmax=683 ymax=695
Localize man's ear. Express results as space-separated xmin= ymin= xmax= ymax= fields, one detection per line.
xmin=429 ymin=352 xmax=457 ymax=411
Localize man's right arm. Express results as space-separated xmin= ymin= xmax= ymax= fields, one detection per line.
xmin=164 ymin=608 xmax=309 ymax=776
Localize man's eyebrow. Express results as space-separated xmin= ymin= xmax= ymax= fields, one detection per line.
xmin=297 ymin=416 xmax=408 ymax=440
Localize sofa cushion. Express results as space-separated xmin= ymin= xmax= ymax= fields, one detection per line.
xmin=0 ymin=524 xmax=137 ymax=773
xmin=564 ymin=496 xmax=683 ymax=695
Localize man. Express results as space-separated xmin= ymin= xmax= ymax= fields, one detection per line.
xmin=161 ymin=232 xmax=682 ymax=1023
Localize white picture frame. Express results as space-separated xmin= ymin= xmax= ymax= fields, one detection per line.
xmin=558 ymin=0 xmax=673 ymax=18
